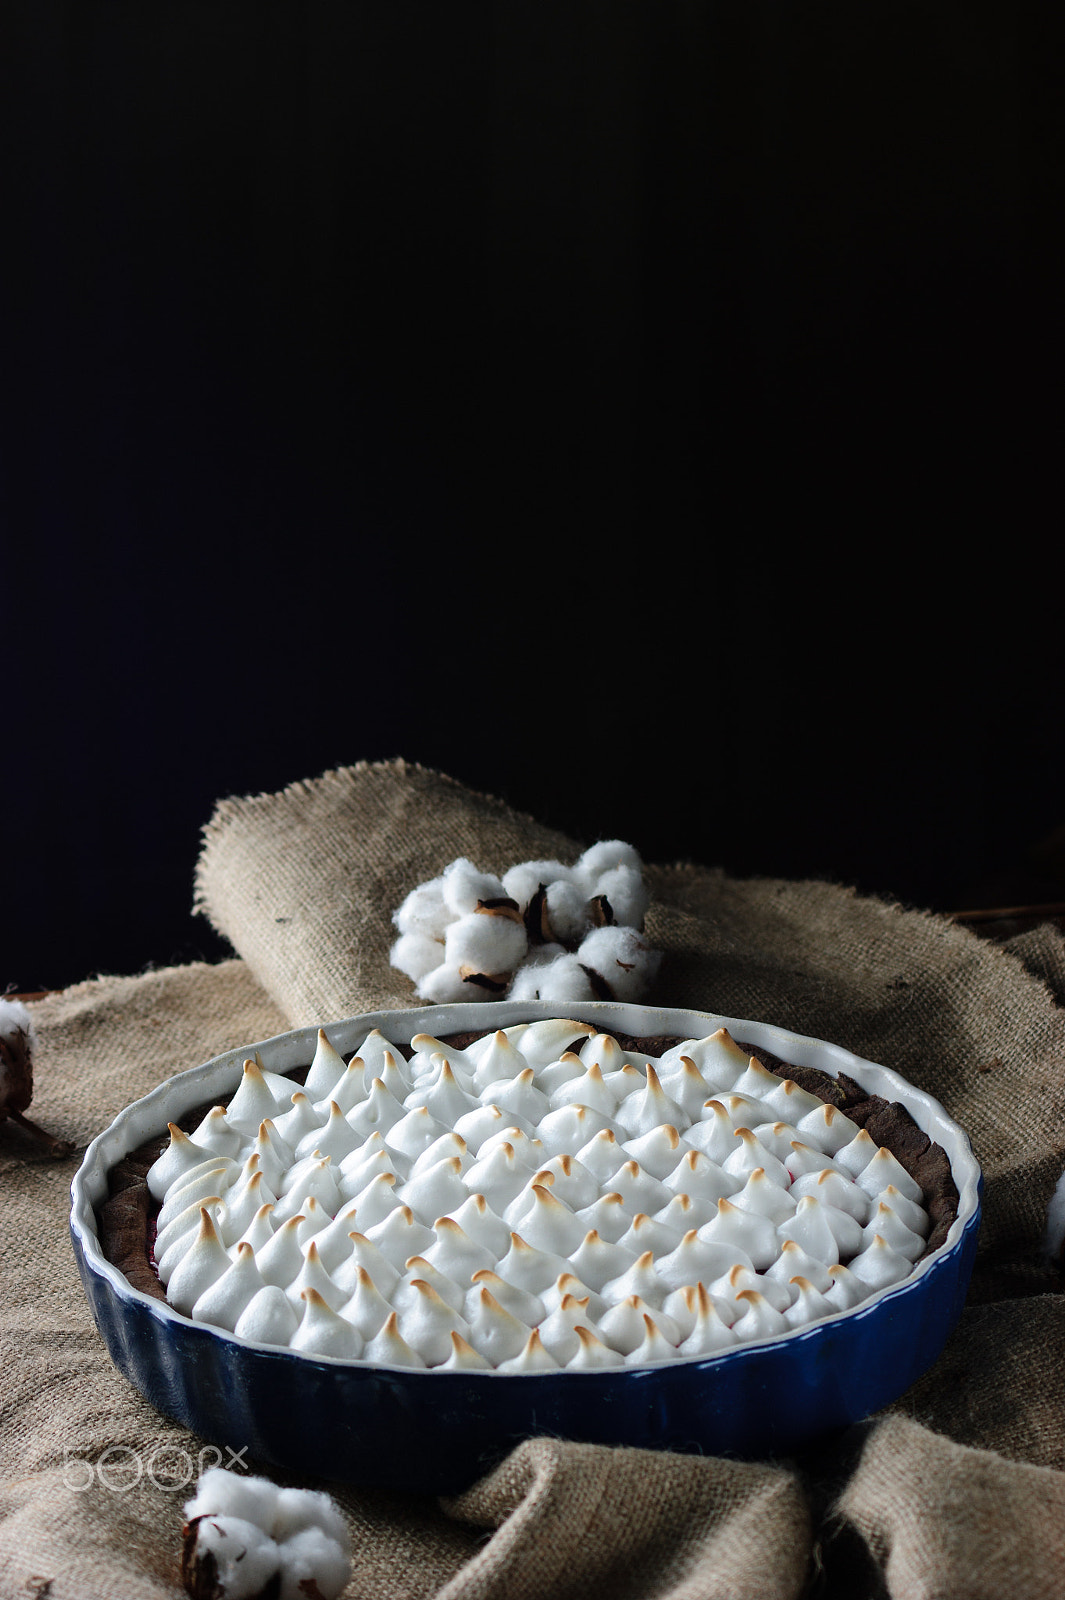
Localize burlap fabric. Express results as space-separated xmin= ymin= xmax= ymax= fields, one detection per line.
xmin=4 ymin=759 xmax=1065 ymax=1599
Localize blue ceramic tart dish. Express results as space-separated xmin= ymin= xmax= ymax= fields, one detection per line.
xmin=70 ymin=1000 xmax=981 ymax=1494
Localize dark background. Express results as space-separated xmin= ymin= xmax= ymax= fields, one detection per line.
xmin=3 ymin=0 xmax=1063 ymax=995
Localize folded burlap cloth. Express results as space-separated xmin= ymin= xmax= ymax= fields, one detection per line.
xmin=4 ymin=760 xmax=1065 ymax=1600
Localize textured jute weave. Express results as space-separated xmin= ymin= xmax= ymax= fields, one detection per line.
xmin=4 ymin=759 xmax=1065 ymax=1598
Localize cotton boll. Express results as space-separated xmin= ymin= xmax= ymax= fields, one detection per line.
xmin=184 ymin=1468 xmax=281 ymax=1529
xmin=0 ymin=997 xmax=37 ymax=1124
xmin=390 ymin=930 xmax=445 ymax=983
xmin=441 ymin=858 xmax=509 ymax=917
xmin=416 ymin=964 xmax=489 ymax=1004
xmin=543 ymin=879 xmax=593 ymax=945
xmin=181 ymin=1515 xmax=281 ymax=1600
xmin=444 ymin=910 xmax=528 ymax=976
xmin=526 ymin=954 xmax=598 ymax=1005
xmin=393 ymin=877 xmax=452 ymax=939
xmin=182 ymin=1471 xmax=351 ymax=1600
xmin=277 ymin=1525 xmax=351 ymax=1600
xmin=271 ymin=1486 xmax=350 ymax=1549
xmin=502 ymin=960 xmax=550 ymax=998
xmin=592 ymin=864 xmax=651 ymax=930
xmin=0 ymin=997 xmax=73 ymax=1157
xmin=501 ymin=859 xmax=577 ymax=907
xmin=573 ymin=840 xmax=643 ymax=892
xmin=507 ymin=947 xmax=569 ymax=1002
xmin=0 ymin=996 xmax=35 ymax=1055
xmin=577 ymin=926 xmax=661 ymax=1002
xmin=389 ymin=836 xmax=662 ymax=1008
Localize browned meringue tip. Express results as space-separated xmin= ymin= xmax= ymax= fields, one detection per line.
xmin=448 ymin=1331 xmax=482 ymax=1359
xmin=554 ymin=1272 xmax=585 ymax=1294
xmin=410 ymin=1033 xmax=443 ymax=1052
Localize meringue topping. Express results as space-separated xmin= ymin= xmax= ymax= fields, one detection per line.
xmin=152 ymin=1021 xmax=935 ymax=1370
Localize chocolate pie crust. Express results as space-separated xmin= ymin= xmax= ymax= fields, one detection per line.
xmin=98 ymin=1029 xmax=959 ymax=1309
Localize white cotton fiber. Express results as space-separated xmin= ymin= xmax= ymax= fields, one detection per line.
xmin=185 ymin=1516 xmax=281 ymax=1600
xmin=417 ymin=963 xmax=491 ymax=1004
xmin=0 ymin=997 xmax=35 ymax=1047
xmin=270 ymin=1485 xmax=349 ymax=1547
xmin=184 ymin=1467 xmax=281 ymax=1528
xmin=573 ymin=840 xmax=643 ymax=888
xmin=441 ymin=858 xmax=508 ymax=917
xmin=506 ymin=944 xmax=569 ymax=1002
xmin=393 ymin=878 xmax=452 ymax=939
xmin=591 ymin=863 xmax=651 ymax=929
xmin=389 ymin=840 xmax=660 ymax=1005
xmin=501 ymin=859 xmax=576 ymax=905
xmin=577 ymin=925 xmax=662 ymax=1002
xmin=390 ymin=930 xmax=445 ymax=983
xmin=527 ymin=953 xmax=599 ymax=1005
xmin=444 ymin=911 xmax=528 ymax=975
xmin=543 ymin=879 xmax=592 ymax=945
xmin=276 ymin=1525 xmax=352 ymax=1600
xmin=182 ymin=1470 xmax=351 ymax=1600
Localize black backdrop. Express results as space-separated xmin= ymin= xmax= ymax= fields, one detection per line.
xmin=3 ymin=1 xmax=1063 ymax=994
